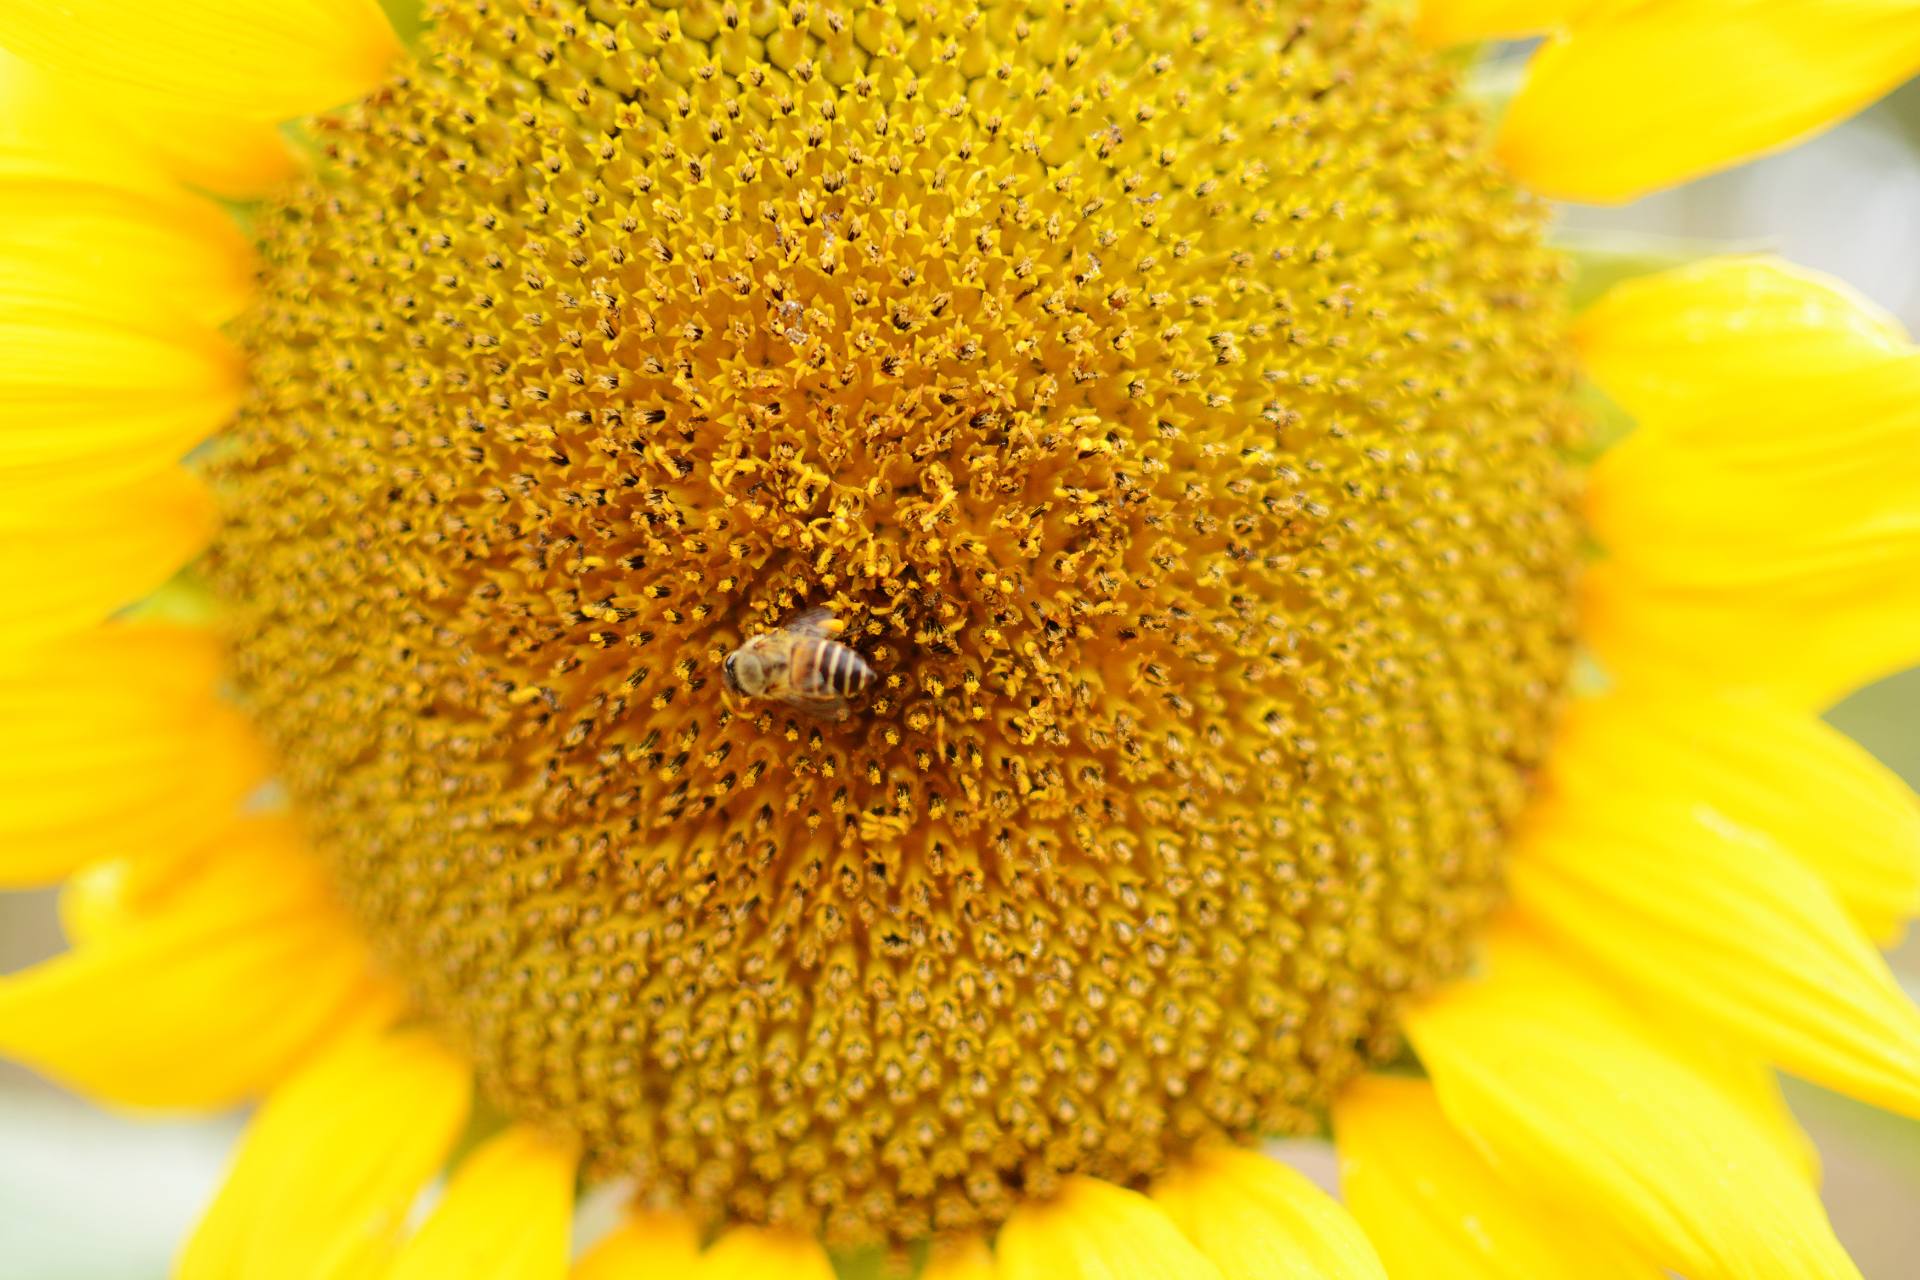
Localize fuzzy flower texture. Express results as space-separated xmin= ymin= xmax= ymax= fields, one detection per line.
xmin=4 ymin=1 xmax=1920 ymax=1278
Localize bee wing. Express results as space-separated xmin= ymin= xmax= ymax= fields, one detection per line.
xmin=787 ymin=605 xmax=838 ymax=637
xmin=786 ymin=692 xmax=852 ymax=723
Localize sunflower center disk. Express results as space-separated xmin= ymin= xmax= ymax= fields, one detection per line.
xmin=206 ymin=0 xmax=1583 ymax=1248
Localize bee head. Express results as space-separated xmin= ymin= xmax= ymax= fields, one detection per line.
xmin=723 ymin=649 xmax=760 ymax=696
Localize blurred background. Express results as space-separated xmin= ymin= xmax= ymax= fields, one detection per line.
xmin=3 ymin=66 xmax=1919 ymax=1280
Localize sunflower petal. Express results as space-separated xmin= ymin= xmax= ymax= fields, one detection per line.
xmin=0 ymin=626 xmax=267 ymax=887
xmin=1583 ymin=564 xmax=1920 ymax=713
xmin=94 ymin=100 xmax=300 ymax=199
xmin=1151 ymin=1146 xmax=1387 ymax=1280
xmin=59 ymin=814 xmax=317 ymax=945
xmin=0 ymin=816 xmax=393 ymax=1109
xmin=1550 ymin=688 xmax=1920 ymax=944
xmin=0 ymin=0 xmax=400 ymax=123
xmin=1577 ymin=258 xmax=1920 ymax=707
xmin=1404 ymin=925 xmax=1860 ymax=1280
xmin=313 ymin=1230 xmax=399 ymax=1280
xmin=1589 ymin=431 xmax=1920 ymax=588
xmin=0 ymin=167 xmax=254 ymax=328
xmin=0 ymin=468 xmax=217 ymax=655
xmin=1654 ymin=1017 xmax=1824 ymax=1184
xmin=1574 ymin=257 xmax=1909 ymax=424
xmin=0 ymin=68 xmax=247 ymax=504
xmin=178 ymin=1029 xmax=470 ymax=1280
xmin=572 ymin=1211 xmax=702 ymax=1280
xmin=0 ymin=295 xmax=244 ymax=507
xmin=1498 ymin=1 xmax=1920 ymax=202
xmin=997 ymin=1178 xmax=1224 ymax=1280
xmin=922 ymin=1237 xmax=998 ymax=1280
xmin=1511 ymin=797 xmax=1920 ymax=1119
xmin=1584 ymin=336 xmax=1920 ymax=557
xmin=0 ymin=43 xmax=293 ymax=199
xmin=1333 ymin=1074 xmax=1663 ymax=1280
xmin=696 ymin=1226 xmax=837 ymax=1280
xmin=0 ymin=49 xmax=172 ymax=193
xmin=389 ymin=1126 xmax=579 ymax=1280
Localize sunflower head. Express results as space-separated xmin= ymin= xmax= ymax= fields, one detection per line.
xmin=10 ymin=0 xmax=1918 ymax=1275
xmin=204 ymin=0 xmax=1581 ymax=1247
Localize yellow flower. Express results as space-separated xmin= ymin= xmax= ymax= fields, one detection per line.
xmin=3 ymin=0 xmax=1919 ymax=1276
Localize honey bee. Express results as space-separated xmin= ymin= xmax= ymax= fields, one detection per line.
xmin=722 ymin=606 xmax=874 ymax=722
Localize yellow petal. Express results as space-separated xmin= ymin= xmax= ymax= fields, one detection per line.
xmin=0 ymin=170 xmax=253 ymax=330
xmin=0 ymin=55 xmax=246 ymax=503
xmin=0 ymin=192 xmax=243 ymax=326
xmin=1589 ymin=432 xmax=1920 ymax=590
xmin=572 ymin=1211 xmax=702 ymax=1280
xmin=57 ymin=860 xmax=142 ymax=946
xmin=1574 ymin=260 xmax=1920 ymax=541
xmin=0 ymin=816 xmax=393 ymax=1109
xmin=1550 ymin=688 xmax=1920 ymax=944
xmin=0 ymin=43 xmax=288 ymax=212
xmin=1574 ymin=257 xmax=1910 ymax=425
xmin=93 ymin=99 xmax=300 ymax=199
xmin=1334 ymin=1074 xmax=1664 ymax=1280
xmin=997 ymin=1178 xmax=1223 ymax=1280
xmin=0 ymin=0 xmax=400 ymax=123
xmin=0 ymin=48 xmax=173 ymax=196
xmin=0 ymin=304 xmax=244 ymax=508
xmin=922 ymin=1236 xmax=997 ymax=1280
xmin=389 ymin=1127 xmax=579 ymax=1280
xmin=1583 ymin=562 xmax=1920 ymax=712
xmin=1405 ymin=925 xmax=1860 ymax=1280
xmin=1414 ymin=0 xmax=1594 ymax=46
xmin=1653 ymin=1016 xmax=1824 ymax=1185
xmin=1511 ymin=796 xmax=1920 ymax=1119
xmin=59 ymin=813 xmax=316 ymax=945
xmin=313 ymin=1228 xmax=400 ymax=1280
xmin=696 ymin=1226 xmax=836 ymax=1280
xmin=1151 ymin=1146 xmax=1386 ymax=1280
xmin=1499 ymin=1 xmax=1920 ymax=202
xmin=0 ymin=625 xmax=268 ymax=887
xmin=0 ymin=155 xmax=255 ymax=333
xmin=179 ymin=1029 xmax=471 ymax=1280
xmin=0 ymin=468 xmax=216 ymax=655
xmin=1576 ymin=258 xmax=1920 ymax=707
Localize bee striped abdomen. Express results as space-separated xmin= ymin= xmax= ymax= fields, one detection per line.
xmin=807 ymin=638 xmax=873 ymax=697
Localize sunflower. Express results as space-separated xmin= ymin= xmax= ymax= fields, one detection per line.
xmin=4 ymin=0 xmax=1920 ymax=1275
